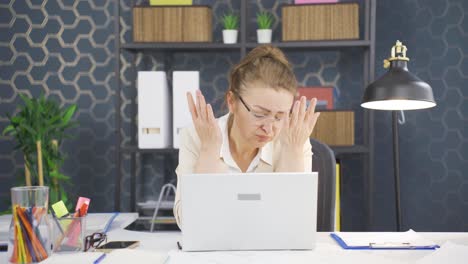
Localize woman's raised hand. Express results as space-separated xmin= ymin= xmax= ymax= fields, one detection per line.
xmin=279 ymin=96 xmax=320 ymax=150
xmin=187 ymin=90 xmax=222 ymax=155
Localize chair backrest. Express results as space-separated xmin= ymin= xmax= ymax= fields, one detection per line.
xmin=310 ymin=138 xmax=336 ymax=231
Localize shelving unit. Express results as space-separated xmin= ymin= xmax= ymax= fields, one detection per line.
xmin=115 ymin=0 xmax=376 ymax=229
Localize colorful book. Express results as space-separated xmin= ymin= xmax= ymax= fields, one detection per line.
xmin=296 ymin=87 xmax=334 ymax=109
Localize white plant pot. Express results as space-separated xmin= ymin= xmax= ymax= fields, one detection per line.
xmin=257 ymin=29 xmax=272 ymax=44
xmin=223 ymin=29 xmax=238 ymax=44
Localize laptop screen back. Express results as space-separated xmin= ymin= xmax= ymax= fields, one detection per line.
xmin=180 ymin=172 xmax=318 ymax=251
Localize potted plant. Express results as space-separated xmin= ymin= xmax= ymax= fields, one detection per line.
xmin=3 ymin=94 xmax=77 ymax=208
xmin=257 ymin=11 xmax=274 ymax=43
xmin=221 ymin=12 xmax=239 ymax=44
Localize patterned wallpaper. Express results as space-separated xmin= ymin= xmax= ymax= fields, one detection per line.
xmin=0 ymin=0 xmax=117 ymax=211
xmin=372 ymin=0 xmax=468 ymax=231
xmin=1 ymin=0 xmax=466 ymax=231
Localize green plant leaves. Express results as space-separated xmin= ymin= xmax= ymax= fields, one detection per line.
xmin=222 ymin=12 xmax=239 ymax=30
xmin=257 ymin=11 xmax=274 ymax=29
xmin=62 ymin=105 xmax=77 ymax=125
xmin=2 ymin=125 xmax=15 ymax=136
xmin=4 ymin=93 xmax=77 ymax=209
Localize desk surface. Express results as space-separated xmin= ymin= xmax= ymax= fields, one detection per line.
xmin=106 ymin=229 xmax=468 ymax=263
xmin=2 ymin=213 xmax=468 ymax=263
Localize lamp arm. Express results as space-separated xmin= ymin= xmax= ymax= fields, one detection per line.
xmin=398 ymin=110 xmax=406 ymax=125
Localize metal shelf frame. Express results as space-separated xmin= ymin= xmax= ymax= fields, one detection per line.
xmin=115 ymin=0 xmax=376 ymax=230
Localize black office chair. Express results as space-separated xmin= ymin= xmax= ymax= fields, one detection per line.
xmin=310 ymin=138 xmax=336 ymax=231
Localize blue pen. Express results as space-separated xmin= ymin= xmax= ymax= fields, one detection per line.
xmin=93 ymin=253 xmax=106 ymax=264
xmin=103 ymin=212 xmax=119 ymax=233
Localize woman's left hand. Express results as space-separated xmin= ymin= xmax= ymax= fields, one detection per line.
xmin=279 ymin=96 xmax=320 ymax=150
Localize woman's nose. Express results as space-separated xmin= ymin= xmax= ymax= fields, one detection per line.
xmin=261 ymin=122 xmax=273 ymax=134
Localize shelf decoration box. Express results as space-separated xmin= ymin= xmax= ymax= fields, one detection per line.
xmin=133 ymin=6 xmax=212 ymax=42
xmin=311 ymin=110 xmax=354 ymax=146
xmin=295 ymin=0 xmax=339 ymax=3
xmin=282 ymin=3 xmax=359 ymax=41
xmin=150 ymin=0 xmax=192 ymax=5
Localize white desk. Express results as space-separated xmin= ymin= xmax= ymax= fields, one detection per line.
xmin=2 ymin=213 xmax=468 ymax=263
xmin=103 ymin=230 xmax=468 ymax=263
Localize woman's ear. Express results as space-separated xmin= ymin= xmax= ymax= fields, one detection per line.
xmin=226 ymin=91 xmax=236 ymax=113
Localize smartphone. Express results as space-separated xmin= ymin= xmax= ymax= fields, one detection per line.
xmin=95 ymin=241 xmax=139 ymax=253
xmin=0 ymin=243 xmax=7 ymax=252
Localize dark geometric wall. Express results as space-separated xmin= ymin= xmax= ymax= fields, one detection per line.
xmin=0 ymin=0 xmax=117 ymax=212
xmin=372 ymin=0 xmax=468 ymax=231
xmin=1 ymin=0 xmax=467 ymax=232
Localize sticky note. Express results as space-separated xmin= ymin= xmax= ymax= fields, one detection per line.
xmin=75 ymin=197 xmax=90 ymax=215
xmin=51 ymin=201 xmax=69 ymax=218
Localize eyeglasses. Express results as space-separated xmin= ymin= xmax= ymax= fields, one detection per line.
xmin=238 ymin=95 xmax=287 ymax=124
xmin=84 ymin=232 xmax=107 ymax=252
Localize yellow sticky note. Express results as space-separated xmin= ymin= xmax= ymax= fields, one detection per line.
xmin=51 ymin=201 xmax=69 ymax=218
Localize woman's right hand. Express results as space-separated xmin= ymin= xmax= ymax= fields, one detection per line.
xmin=187 ymin=90 xmax=222 ymax=155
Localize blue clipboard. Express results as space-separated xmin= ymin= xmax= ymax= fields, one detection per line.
xmin=330 ymin=233 xmax=440 ymax=250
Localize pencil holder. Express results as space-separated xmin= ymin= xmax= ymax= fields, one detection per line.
xmin=8 ymin=186 xmax=52 ymax=264
xmin=51 ymin=216 xmax=86 ymax=252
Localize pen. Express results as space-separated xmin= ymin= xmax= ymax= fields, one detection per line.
xmin=50 ymin=210 xmax=65 ymax=235
xmin=93 ymin=253 xmax=106 ymax=264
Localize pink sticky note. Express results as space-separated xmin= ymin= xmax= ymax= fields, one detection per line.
xmin=75 ymin=197 xmax=90 ymax=214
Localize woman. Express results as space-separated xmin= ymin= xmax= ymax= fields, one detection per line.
xmin=173 ymin=45 xmax=320 ymax=227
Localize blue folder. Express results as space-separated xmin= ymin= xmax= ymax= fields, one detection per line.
xmin=330 ymin=233 xmax=440 ymax=250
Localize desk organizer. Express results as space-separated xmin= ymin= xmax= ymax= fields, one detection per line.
xmin=8 ymin=186 xmax=51 ymax=264
xmin=52 ymin=216 xmax=86 ymax=253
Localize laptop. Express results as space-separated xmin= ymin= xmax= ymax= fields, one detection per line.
xmin=180 ymin=172 xmax=318 ymax=251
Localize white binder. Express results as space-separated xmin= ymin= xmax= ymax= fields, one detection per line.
xmin=138 ymin=71 xmax=170 ymax=149
xmin=173 ymin=71 xmax=199 ymax=149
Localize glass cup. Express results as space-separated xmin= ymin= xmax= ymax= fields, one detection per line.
xmin=8 ymin=186 xmax=51 ymax=264
xmin=51 ymin=216 xmax=86 ymax=252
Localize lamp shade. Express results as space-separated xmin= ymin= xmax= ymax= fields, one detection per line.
xmin=361 ymin=41 xmax=436 ymax=110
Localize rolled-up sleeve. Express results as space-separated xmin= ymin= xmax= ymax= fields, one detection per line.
xmin=174 ymin=127 xmax=200 ymax=228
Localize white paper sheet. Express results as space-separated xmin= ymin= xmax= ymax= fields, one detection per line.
xmin=102 ymin=249 xmax=168 ymax=264
xmin=41 ymin=252 xmax=103 ymax=264
xmin=167 ymin=249 xmax=406 ymax=264
xmin=416 ymin=242 xmax=468 ymax=264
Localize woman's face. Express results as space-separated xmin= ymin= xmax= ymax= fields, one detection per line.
xmin=228 ymin=83 xmax=294 ymax=148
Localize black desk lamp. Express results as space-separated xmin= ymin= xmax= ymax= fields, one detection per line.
xmin=361 ymin=40 xmax=436 ymax=231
